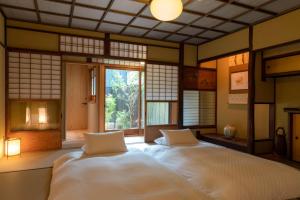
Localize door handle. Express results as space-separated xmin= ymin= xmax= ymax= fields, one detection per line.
xmin=296 ymin=136 xmax=299 ymax=140
xmin=82 ymin=102 xmax=87 ymax=105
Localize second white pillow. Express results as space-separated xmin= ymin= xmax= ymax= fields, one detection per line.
xmin=83 ymin=131 xmax=127 ymax=155
xmin=160 ymin=129 xmax=198 ymax=145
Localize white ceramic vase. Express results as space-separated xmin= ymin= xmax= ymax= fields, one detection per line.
xmin=224 ymin=125 xmax=236 ymax=138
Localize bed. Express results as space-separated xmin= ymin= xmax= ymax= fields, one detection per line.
xmin=144 ymin=141 xmax=300 ymax=200
xmin=48 ymin=148 xmax=212 ymax=200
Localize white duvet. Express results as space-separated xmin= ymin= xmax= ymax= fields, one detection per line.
xmin=145 ymin=142 xmax=300 ymax=200
xmin=48 ymin=150 xmax=212 ymax=200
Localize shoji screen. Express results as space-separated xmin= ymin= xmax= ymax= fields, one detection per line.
xmin=183 ymin=90 xmax=199 ymax=126
xmin=183 ymin=90 xmax=216 ymax=127
xmin=199 ymin=91 xmax=216 ymax=126
xmin=146 ymin=64 xmax=178 ymax=101
xmin=8 ymin=51 xmax=61 ymax=99
xmin=110 ymin=41 xmax=147 ymax=59
xmin=60 ymin=35 xmax=104 ymax=55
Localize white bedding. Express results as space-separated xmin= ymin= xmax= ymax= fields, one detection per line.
xmin=144 ymin=142 xmax=300 ymax=200
xmin=48 ymin=150 xmax=212 ymax=200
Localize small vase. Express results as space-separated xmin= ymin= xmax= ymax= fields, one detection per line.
xmin=224 ymin=125 xmax=236 ymax=138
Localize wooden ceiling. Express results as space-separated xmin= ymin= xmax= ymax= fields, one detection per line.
xmin=0 ymin=0 xmax=300 ymax=44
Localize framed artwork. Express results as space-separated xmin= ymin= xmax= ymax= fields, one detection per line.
xmin=229 ymin=64 xmax=248 ymax=94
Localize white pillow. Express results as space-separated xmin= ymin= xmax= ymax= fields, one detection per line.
xmin=154 ymin=137 xmax=167 ymax=145
xmin=83 ymin=131 xmax=127 ymax=155
xmin=160 ymin=129 xmax=198 ymax=145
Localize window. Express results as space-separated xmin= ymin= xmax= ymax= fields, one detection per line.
xmin=110 ymin=41 xmax=147 ymax=59
xmin=183 ymin=90 xmax=216 ymax=127
xmin=105 ymin=69 xmax=144 ymax=130
xmin=89 ymin=67 xmax=97 ymax=102
xmin=147 ymin=102 xmax=177 ymax=126
xmin=60 ymin=35 xmax=104 ymax=55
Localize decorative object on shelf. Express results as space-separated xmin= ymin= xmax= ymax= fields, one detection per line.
xmin=5 ymin=138 xmax=21 ymax=158
xmin=275 ymin=127 xmax=287 ymax=156
xmin=150 ymin=0 xmax=183 ymax=21
xmin=224 ymin=125 xmax=236 ymax=139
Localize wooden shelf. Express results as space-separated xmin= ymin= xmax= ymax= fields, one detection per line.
xmin=198 ymin=133 xmax=248 ymax=152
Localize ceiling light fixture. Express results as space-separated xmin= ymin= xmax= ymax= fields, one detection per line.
xmin=150 ymin=0 xmax=183 ymax=21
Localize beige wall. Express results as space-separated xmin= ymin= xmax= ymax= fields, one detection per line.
xmin=265 ymin=54 xmax=300 ymax=75
xmin=217 ymin=57 xmax=248 ymax=139
xmin=7 ymin=20 xmax=181 ymax=64
xmin=0 ymin=13 xmax=5 ymax=158
xmin=147 ymin=46 xmax=179 ymax=63
xmin=253 ymin=9 xmax=300 ymax=50
xmin=198 ymin=28 xmax=249 ymax=60
xmin=184 ymin=44 xmax=197 ymax=67
xmin=7 ymin=28 xmax=59 ymax=51
xmin=276 ymin=76 xmax=300 ymax=135
xmin=263 ymin=42 xmax=300 ymax=58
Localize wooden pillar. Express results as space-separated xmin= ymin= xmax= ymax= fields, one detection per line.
xmin=178 ymin=43 xmax=184 ymax=128
xmin=248 ymin=26 xmax=255 ymax=154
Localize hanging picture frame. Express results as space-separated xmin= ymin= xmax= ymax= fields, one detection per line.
xmin=229 ymin=64 xmax=248 ymax=94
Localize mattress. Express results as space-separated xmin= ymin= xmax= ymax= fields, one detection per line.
xmin=48 ymin=149 xmax=212 ymax=200
xmin=144 ymin=142 xmax=300 ymax=200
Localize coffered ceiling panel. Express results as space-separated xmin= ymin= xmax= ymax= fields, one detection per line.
xmin=167 ymin=34 xmax=189 ymax=42
xmin=131 ymin=17 xmax=159 ymax=28
xmin=199 ymin=30 xmax=224 ymax=39
xmin=146 ymin=30 xmax=169 ymax=39
xmin=123 ymin=27 xmax=148 ymax=36
xmin=71 ymin=18 xmax=98 ymax=30
xmin=178 ymin=26 xmax=204 ymax=36
xmin=156 ymin=22 xmax=183 ymax=32
xmin=40 ymin=13 xmax=69 ymax=26
xmin=98 ymin=22 xmax=125 ymax=33
xmin=37 ymin=0 xmax=71 ymax=15
xmin=235 ymin=10 xmax=272 ymax=24
xmin=193 ymin=17 xmax=225 ymax=28
xmin=0 ymin=0 xmax=34 ymax=9
xmin=262 ymin=0 xmax=300 ymax=13
xmin=0 ymin=0 xmax=299 ymax=45
xmin=212 ymin=4 xmax=249 ymax=19
xmin=111 ymin=0 xmax=145 ymax=14
xmin=73 ymin=6 xmax=104 ymax=20
xmin=174 ymin=12 xmax=199 ymax=24
xmin=76 ymin=0 xmax=111 ymax=8
xmin=234 ymin=0 xmax=271 ymax=7
xmin=214 ymin=21 xmax=246 ymax=32
xmin=104 ymin=12 xmax=134 ymax=24
xmin=185 ymin=0 xmax=224 ymax=13
xmin=2 ymin=7 xmax=37 ymax=22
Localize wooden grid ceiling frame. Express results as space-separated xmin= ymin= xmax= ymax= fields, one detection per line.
xmin=0 ymin=0 xmax=299 ymax=45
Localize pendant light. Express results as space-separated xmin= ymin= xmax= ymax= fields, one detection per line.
xmin=150 ymin=0 xmax=183 ymax=21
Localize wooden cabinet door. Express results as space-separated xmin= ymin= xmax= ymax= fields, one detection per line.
xmin=293 ymin=114 xmax=300 ymax=162
xmin=183 ymin=67 xmax=198 ymax=90
xmin=198 ymin=69 xmax=216 ymax=90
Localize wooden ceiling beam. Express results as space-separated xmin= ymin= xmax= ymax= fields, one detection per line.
xmin=68 ymin=0 xmax=76 ymax=27
xmin=94 ymin=0 xmax=115 ymax=31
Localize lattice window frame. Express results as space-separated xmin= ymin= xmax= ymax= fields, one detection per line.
xmin=60 ymin=35 xmax=104 ymax=55
xmin=8 ymin=51 xmax=62 ymax=100
xmin=146 ymin=63 xmax=178 ymax=101
xmin=110 ymin=41 xmax=147 ymax=59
